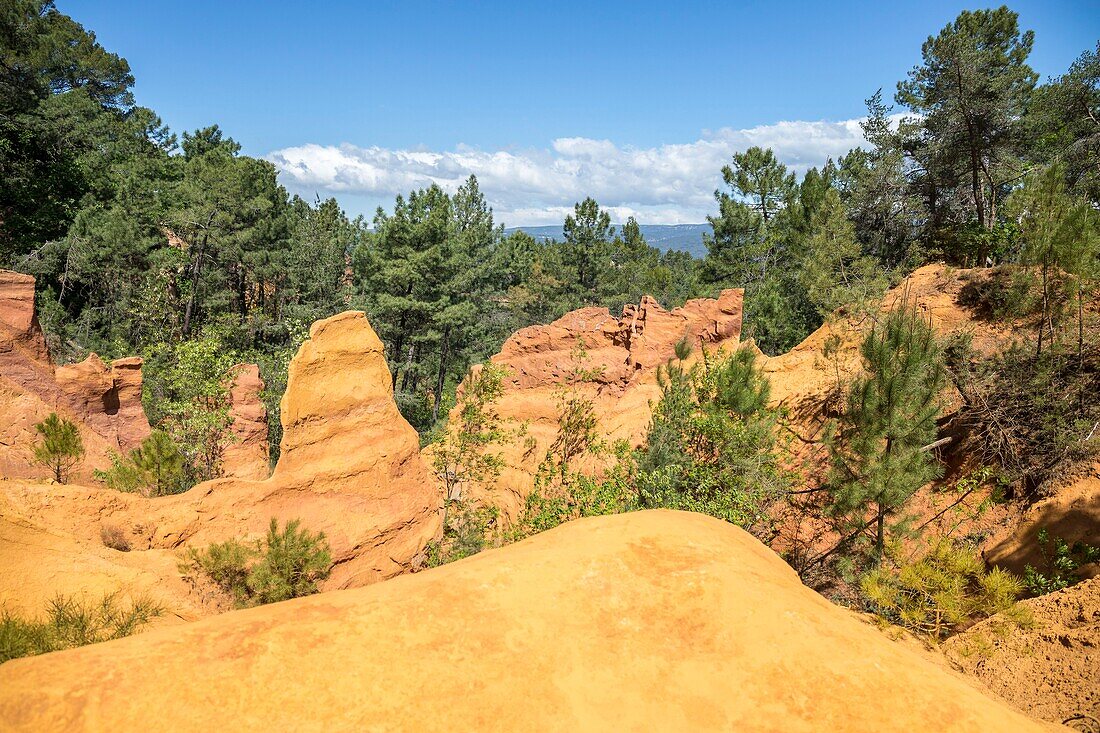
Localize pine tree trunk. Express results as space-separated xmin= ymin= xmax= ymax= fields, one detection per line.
xmin=401 ymin=344 xmax=417 ymax=393
xmin=1037 ymin=261 xmax=1050 ymax=356
xmin=432 ymin=326 xmax=451 ymax=424
xmin=390 ymin=317 xmax=406 ymax=391
xmin=875 ymin=510 xmax=885 ymax=562
xmin=182 ymin=230 xmax=208 ymax=338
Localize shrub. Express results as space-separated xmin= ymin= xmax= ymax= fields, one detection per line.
xmin=425 ymin=505 xmax=500 ymax=568
xmin=247 ymin=518 xmax=332 ymax=604
xmin=183 ymin=518 xmax=332 ymax=607
xmin=0 ymin=594 xmax=161 ymax=663
xmin=860 ymin=540 xmax=1026 ymax=640
xmin=32 ymin=413 xmax=84 ymax=483
xmin=95 ymin=430 xmax=188 ymax=497
xmin=185 ymin=537 xmax=255 ymax=605
xmin=99 ymin=523 xmax=130 ymax=551
xmin=431 ymin=363 xmax=512 ymax=503
xmin=950 ymin=340 xmax=1100 ymax=495
xmin=635 ymin=343 xmax=789 ymax=528
xmin=512 ymin=443 xmax=637 ymax=541
xmin=142 ymin=330 xmax=237 ymax=486
xmin=1022 ymin=528 xmax=1100 ymax=596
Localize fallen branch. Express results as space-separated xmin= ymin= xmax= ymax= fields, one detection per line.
xmin=919 ymin=436 xmax=953 ymax=453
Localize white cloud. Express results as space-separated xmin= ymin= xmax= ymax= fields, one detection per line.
xmin=266 ymin=118 xmax=873 ymax=226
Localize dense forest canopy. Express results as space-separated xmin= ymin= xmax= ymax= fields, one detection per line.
xmin=1 ymin=0 xmax=1097 ymax=460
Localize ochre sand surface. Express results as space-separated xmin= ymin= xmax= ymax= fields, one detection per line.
xmin=0 ymin=511 xmax=1055 ymax=732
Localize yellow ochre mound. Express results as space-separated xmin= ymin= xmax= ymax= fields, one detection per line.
xmin=0 ymin=511 xmax=1051 ymax=732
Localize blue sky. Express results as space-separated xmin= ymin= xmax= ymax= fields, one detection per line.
xmin=66 ymin=1 xmax=1098 ymax=225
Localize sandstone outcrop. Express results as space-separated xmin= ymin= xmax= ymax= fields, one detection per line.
xmin=0 ymin=510 xmax=1050 ymax=732
xmin=154 ymin=312 xmax=443 ymax=589
xmin=457 ymin=290 xmax=743 ymax=521
xmin=1 ymin=311 xmax=443 ymax=599
xmin=0 ymin=500 xmax=210 ymax=622
xmin=0 ymin=271 xmax=151 ymax=481
xmin=220 ymin=363 xmax=270 ymax=480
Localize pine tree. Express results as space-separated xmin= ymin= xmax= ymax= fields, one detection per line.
xmin=96 ymin=430 xmax=187 ymax=497
xmin=798 ymin=187 xmax=886 ymax=318
xmin=636 ymin=343 xmax=788 ymax=526
xmin=723 ymin=147 xmax=796 ymax=225
xmin=896 ymin=7 xmax=1036 ymax=239
xmin=836 ymin=90 xmax=922 ymax=270
xmin=130 ymin=430 xmax=187 ymax=496
xmin=1024 ymin=43 xmax=1100 ymax=206
xmin=1006 ymin=163 xmax=1100 ymax=356
xmin=355 ymin=184 xmax=452 ymax=395
xmin=828 ymin=303 xmax=946 ymax=562
xmin=563 ymin=197 xmax=614 ymax=297
xmin=246 ymin=518 xmax=332 ymax=605
xmin=33 ymin=413 xmax=84 ymax=482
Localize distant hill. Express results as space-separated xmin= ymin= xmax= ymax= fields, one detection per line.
xmin=506 ymin=223 xmax=711 ymax=258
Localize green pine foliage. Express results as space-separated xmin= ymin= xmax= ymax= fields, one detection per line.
xmin=183 ymin=518 xmax=332 ymax=608
xmin=1006 ymin=163 xmax=1100 ymax=356
xmin=635 ymin=343 xmax=790 ymax=528
xmin=861 ymin=540 xmax=1027 ymax=640
xmin=0 ymin=593 xmax=161 ymax=664
xmin=895 ymin=7 xmax=1037 ymax=247
xmin=798 ymin=187 xmax=887 ymax=319
xmin=95 ymin=430 xmax=187 ymax=497
xmin=247 ymin=519 xmax=334 ymax=605
xmin=827 ymin=303 xmax=947 ymax=563
xmin=32 ymin=412 xmax=84 ymax=482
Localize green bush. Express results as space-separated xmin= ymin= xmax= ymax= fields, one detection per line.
xmin=512 ymin=445 xmax=637 ymax=541
xmin=1023 ymin=528 xmax=1100 ymax=596
xmin=95 ymin=430 xmax=188 ymax=497
xmin=0 ymin=594 xmax=161 ymax=664
xmin=860 ymin=540 xmax=1026 ymax=640
xmin=425 ymin=505 xmax=501 ymax=568
xmin=183 ymin=518 xmax=332 ymax=607
xmin=32 ymin=413 xmax=84 ymax=483
xmin=635 ymin=343 xmax=789 ymax=528
xmin=248 ymin=519 xmax=333 ymax=604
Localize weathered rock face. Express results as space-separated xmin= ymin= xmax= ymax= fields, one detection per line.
xmin=497 ymin=289 xmax=743 ymax=392
xmin=0 ymin=309 xmax=441 ymax=613
xmin=144 ymin=311 xmax=442 ymax=589
xmin=0 ymin=511 xmax=1049 ymax=732
xmin=0 ymin=488 xmax=212 ymax=622
xmin=0 ymin=271 xmax=151 ymax=480
xmin=0 ymin=270 xmax=49 ymax=362
xmin=458 ymin=290 xmax=743 ymax=521
xmin=220 ymin=363 xmax=269 ymax=481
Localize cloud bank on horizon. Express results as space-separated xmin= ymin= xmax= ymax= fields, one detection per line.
xmin=267 ymin=117 xmax=872 ymax=227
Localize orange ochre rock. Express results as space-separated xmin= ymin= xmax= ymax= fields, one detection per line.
xmin=0 ymin=510 xmax=1053 ymax=732
xmin=0 ymin=270 xmax=151 ymax=480
xmin=220 ymin=363 xmax=270 ymax=481
xmin=456 ymin=288 xmax=744 ymax=521
xmin=168 ymin=311 xmax=443 ymax=589
xmin=10 ymin=311 xmax=441 ymax=591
